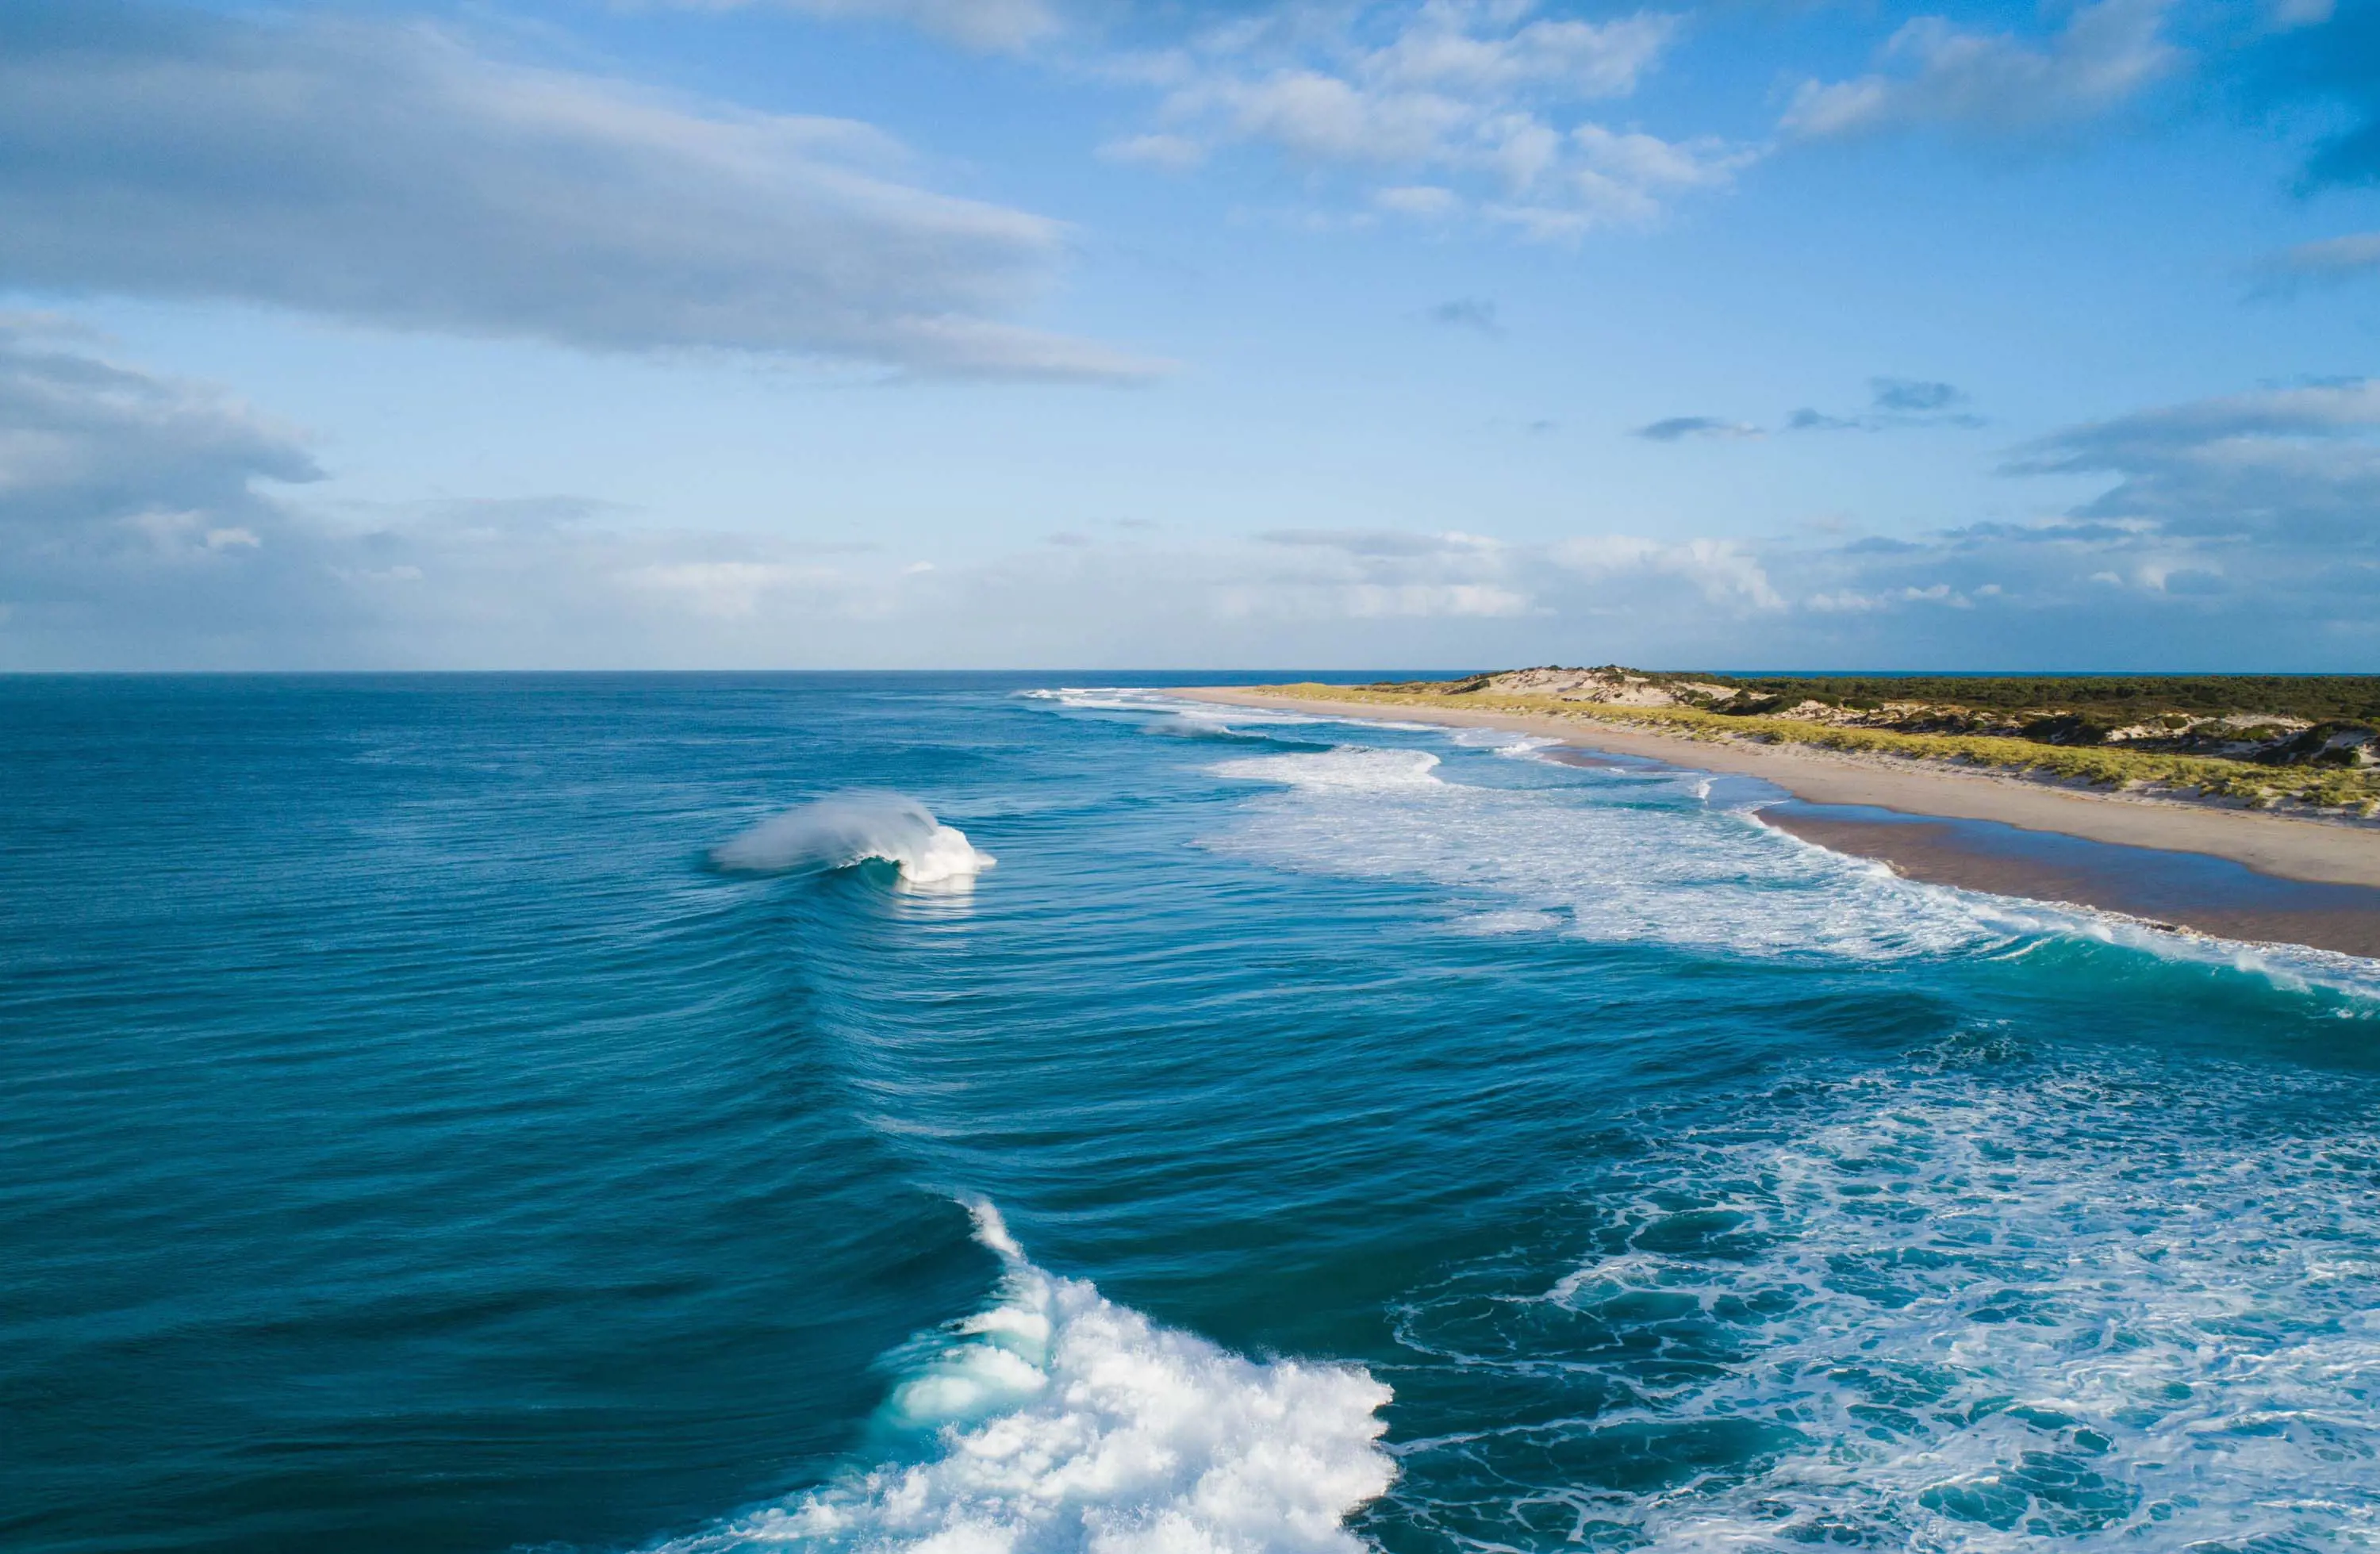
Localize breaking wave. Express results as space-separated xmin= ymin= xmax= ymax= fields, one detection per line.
xmin=1206 ymin=743 xmax=2029 ymax=961
xmin=710 ymin=793 xmax=994 ymax=888
xmin=655 ymin=1203 xmax=1395 ymax=1553
xmin=1380 ymin=1049 xmax=2380 ymax=1551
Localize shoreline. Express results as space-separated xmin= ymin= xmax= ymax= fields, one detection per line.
xmin=1177 ymin=686 xmax=2380 ymax=954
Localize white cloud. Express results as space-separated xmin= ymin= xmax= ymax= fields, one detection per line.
xmin=1804 ymin=589 xmax=1881 ymax=613
xmin=1098 ymin=132 xmax=1208 ymax=169
xmin=1898 ymin=582 xmax=1973 ymax=607
xmin=2267 ymin=0 xmax=2335 ymax=29
xmin=1370 ymin=8 xmax=1674 ymax=94
xmin=0 ymin=6 xmax=1154 ymax=379
xmin=1551 ymin=535 xmax=1784 ymax=610
xmin=1212 ymin=69 xmax=1471 ymax=162
xmin=1113 ymin=2 xmax=1747 ymax=235
xmin=1377 ymin=184 xmax=1463 ymax=217
xmin=17 ymin=326 xmax=2373 ymax=670
xmin=1783 ymin=0 xmax=2179 ymax=140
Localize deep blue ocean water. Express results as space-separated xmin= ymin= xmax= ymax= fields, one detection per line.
xmin=6 ymin=673 xmax=2378 ymax=1554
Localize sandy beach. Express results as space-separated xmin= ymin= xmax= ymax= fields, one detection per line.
xmin=1179 ymin=686 xmax=2380 ymax=954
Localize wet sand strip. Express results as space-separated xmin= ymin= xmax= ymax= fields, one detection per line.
xmin=1760 ymin=803 xmax=2380 ymax=959
xmin=1173 ymin=687 xmax=2380 ymax=891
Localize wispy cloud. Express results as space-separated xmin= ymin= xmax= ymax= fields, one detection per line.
xmin=1634 ymin=415 xmax=1761 ymax=442
xmin=651 ymin=0 xmax=1061 ymax=53
xmin=2251 ymin=232 xmax=2380 ymax=294
xmin=1423 ymin=297 xmax=1501 ymax=334
xmin=2002 ymin=378 xmax=2380 ymax=544
xmin=1783 ymin=0 xmax=2180 ymax=140
xmin=1783 ymin=378 xmax=1982 ymax=432
xmin=0 ymin=3 xmax=1157 ymax=379
xmin=1097 ymin=132 xmax=1208 ymax=169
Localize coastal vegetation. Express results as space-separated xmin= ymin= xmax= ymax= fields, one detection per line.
xmin=1262 ymin=668 xmax=2380 ymax=815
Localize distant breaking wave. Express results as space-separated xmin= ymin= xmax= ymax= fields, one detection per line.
xmin=654 ymin=1202 xmax=1394 ymax=1552
xmin=710 ymin=793 xmax=994 ymax=887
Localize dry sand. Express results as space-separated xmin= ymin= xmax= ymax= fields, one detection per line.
xmin=1177 ymin=686 xmax=2380 ymax=892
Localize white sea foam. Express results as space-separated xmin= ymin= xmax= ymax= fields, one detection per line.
xmin=1214 ymin=747 xmax=1445 ymax=792
xmin=1020 ymin=688 xmax=1321 ymax=728
xmin=1207 ymin=743 xmax=2029 ymax=961
xmin=657 ymin=1202 xmax=1395 ymax=1552
xmin=1021 ymin=688 xmax=1441 ymax=736
xmin=711 ymin=793 xmax=994 ymax=888
xmin=1389 ymin=1057 xmax=2380 ymax=1551
xmin=1202 ymin=733 xmax=2380 ymax=985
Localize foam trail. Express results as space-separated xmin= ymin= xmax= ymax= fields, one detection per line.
xmin=654 ymin=1202 xmax=1395 ymax=1552
xmin=1214 ymin=747 xmax=1444 ymax=792
xmin=1388 ymin=1055 xmax=2380 ymax=1550
xmin=1208 ymin=744 xmax=2021 ymax=960
xmin=709 ymin=793 xmax=994 ymax=888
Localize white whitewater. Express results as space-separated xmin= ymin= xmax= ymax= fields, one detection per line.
xmin=711 ymin=793 xmax=994 ymax=888
xmin=1391 ymin=1056 xmax=2380 ymax=1550
xmin=655 ymin=1202 xmax=1395 ymax=1552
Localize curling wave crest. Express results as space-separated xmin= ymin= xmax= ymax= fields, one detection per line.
xmin=656 ymin=1203 xmax=1393 ymax=1552
xmin=1384 ymin=1050 xmax=2380 ymax=1552
xmin=710 ymin=793 xmax=993 ymax=888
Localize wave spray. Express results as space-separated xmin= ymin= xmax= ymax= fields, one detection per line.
xmin=710 ymin=793 xmax=994 ymax=888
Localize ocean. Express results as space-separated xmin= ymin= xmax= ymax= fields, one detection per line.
xmin=6 ymin=673 xmax=2378 ymax=1553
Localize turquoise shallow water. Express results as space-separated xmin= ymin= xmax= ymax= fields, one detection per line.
xmin=6 ymin=673 xmax=2379 ymax=1553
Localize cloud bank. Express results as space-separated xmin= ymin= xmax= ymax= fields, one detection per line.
xmin=4 ymin=328 xmax=2370 ymax=670
xmin=0 ymin=2 xmax=1150 ymax=378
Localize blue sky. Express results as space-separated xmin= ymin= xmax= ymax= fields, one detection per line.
xmin=3 ymin=0 xmax=2378 ymax=670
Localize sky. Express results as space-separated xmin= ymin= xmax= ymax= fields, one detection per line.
xmin=4 ymin=0 xmax=2379 ymax=670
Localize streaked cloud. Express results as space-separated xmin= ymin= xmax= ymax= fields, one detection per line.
xmin=0 ymin=2 xmax=1154 ymax=379
xmin=2002 ymin=378 xmax=2380 ymax=544
xmin=1259 ymin=528 xmax=1502 ymax=557
xmin=649 ymin=0 xmax=1062 ymax=52
xmin=0 ymin=316 xmax=318 ymax=543
xmin=1783 ymin=0 xmax=2179 ymax=140
xmin=1784 ymin=378 xmax=1981 ymax=433
xmin=2253 ymin=232 xmax=2380 ymax=292
xmin=1634 ymin=416 xmax=1760 ymax=441
xmin=1097 ymin=132 xmax=1208 ymax=169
